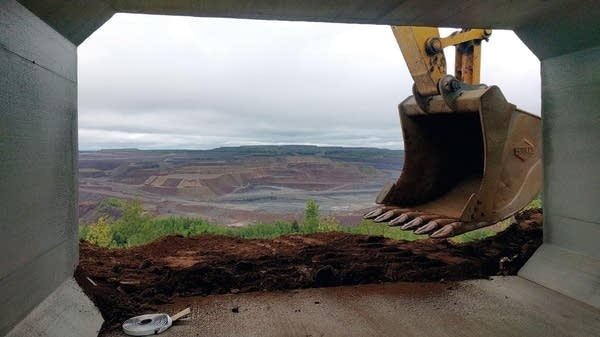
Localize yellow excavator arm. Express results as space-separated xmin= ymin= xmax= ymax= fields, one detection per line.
xmin=391 ymin=26 xmax=491 ymax=94
xmin=364 ymin=27 xmax=542 ymax=238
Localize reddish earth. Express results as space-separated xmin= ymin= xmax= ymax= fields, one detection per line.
xmin=76 ymin=208 xmax=542 ymax=331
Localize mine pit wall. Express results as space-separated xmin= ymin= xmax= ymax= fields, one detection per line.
xmin=2 ymin=0 xmax=600 ymax=335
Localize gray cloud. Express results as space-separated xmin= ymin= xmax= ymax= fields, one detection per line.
xmin=78 ymin=14 xmax=540 ymax=150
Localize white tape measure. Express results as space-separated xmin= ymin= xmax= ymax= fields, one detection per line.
xmin=122 ymin=308 xmax=190 ymax=336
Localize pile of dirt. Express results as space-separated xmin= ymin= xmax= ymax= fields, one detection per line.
xmin=76 ymin=208 xmax=542 ymax=330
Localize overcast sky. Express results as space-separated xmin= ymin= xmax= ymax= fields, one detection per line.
xmin=78 ymin=14 xmax=540 ymax=150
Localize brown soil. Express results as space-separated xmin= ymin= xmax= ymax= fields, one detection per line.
xmin=76 ymin=208 xmax=542 ymax=331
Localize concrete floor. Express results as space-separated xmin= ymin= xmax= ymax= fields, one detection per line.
xmin=7 ymin=278 xmax=103 ymax=337
xmin=102 ymin=276 xmax=600 ymax=337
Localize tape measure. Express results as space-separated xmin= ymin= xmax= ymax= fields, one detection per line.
xmin=122 ymin=308 xmax=190 ymax=336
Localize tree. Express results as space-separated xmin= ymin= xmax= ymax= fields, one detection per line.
xmin=110 ymin=198 xmax=148 ymax=247
xmin=303 ymin=199 xmax=320 ymax=233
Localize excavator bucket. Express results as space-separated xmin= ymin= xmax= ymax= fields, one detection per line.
xmin=366 ymin=84 xmax=542 ymax=238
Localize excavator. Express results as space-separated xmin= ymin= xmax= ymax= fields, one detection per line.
xmin=364 ymin=26 xmax=542 ymax=238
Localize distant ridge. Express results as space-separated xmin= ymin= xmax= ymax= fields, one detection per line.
xmin=83 ymin=145 xmax=403 ymax=164
xmin=87 ymin=144 xmax=402 ymax=153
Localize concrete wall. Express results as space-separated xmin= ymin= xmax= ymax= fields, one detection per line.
xmin=17 ymin=1 xmax=600 ymax=51
xmin=2 ymin=0 xmax=600 ymax=334
xmin=0 ymin=1 xmax=78 ymax=334
xmin=542 ymin=47 xmax=600 ymax=258
xmin=519 ymin=46 xmax=600 ymax=307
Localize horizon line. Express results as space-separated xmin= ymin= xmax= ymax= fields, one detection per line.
xmin=79 ymin=144 xmax=404 ymax=152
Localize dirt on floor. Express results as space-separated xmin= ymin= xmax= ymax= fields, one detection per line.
xmin=76 ymin=208 xmax=542 ymax=331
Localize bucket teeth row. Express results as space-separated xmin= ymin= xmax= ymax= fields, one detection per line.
xmin=363 ymin=207 xmax=490 ymax=238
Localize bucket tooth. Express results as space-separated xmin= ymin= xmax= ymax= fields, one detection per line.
xmin=363 ymin=206 xmax=399 ymax=219
xmin=413 ymin=218 xmax=456 ymax=234
xmin=374 ymin=209 xmax=404 ymax=222
xmin=431 ymin=221 xmax=489 ymax=238
xmin=400 ymin=214 xmax=439 ymax=230
xmin=414 ymin=222 xmax=438 ymax=235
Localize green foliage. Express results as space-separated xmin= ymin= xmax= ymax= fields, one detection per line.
xmin=110 ymin=198 xmax=149 ymax=246
xmin=93 ymin=197 xmax=126 ymax=222
xmin=81 ymin=198 xmax=306 ymax=247
xmin=302 ymin=199 xmax=320 ymax=233
xmin=291 ymin=220 xmax=300 ymax=232
xmin=319 ymin=216 xmax=342 ymax=232
xmin=99 ymin=197 xmax=125 ymax=209
xmin=79 ymin=223 xmax=90 ymax=239
xmin=84 ymin=216 xmax=113 ymax=247
xmin=81 ymin=198 xmax=208 ymax=248
xmin=83 ymin=198 xmax=523 ymax=248
xmin=525 ymin=193 xmax=543 ymax=209
xmin=227 ymin=221 xmax=298 ymax=239
xmin=450 ymin=228 xmax=497 ymax=243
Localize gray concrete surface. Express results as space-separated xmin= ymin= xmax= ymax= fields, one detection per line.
xmin=7 ymin=278 xmax=103 ymax=337
xmin=540 ymin=45 xmax=600 ymax=260
xmin=16 ymin=0 xmax=600 ymax=59
xmin=2 ymin=0 xmax=600 ymax=335
xmin=0 ymin=1 xmax=79 ymax=335
xmin=101 ymin=277 xmax=600 ymax=337
xmin=520 ymin=244 xmax=600 ymax=308
xmin=519 ymin=44 xmax=600 ymax=308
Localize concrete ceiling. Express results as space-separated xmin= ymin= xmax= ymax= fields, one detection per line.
xmin=17 ymin=0 xmax=600 ymax=59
